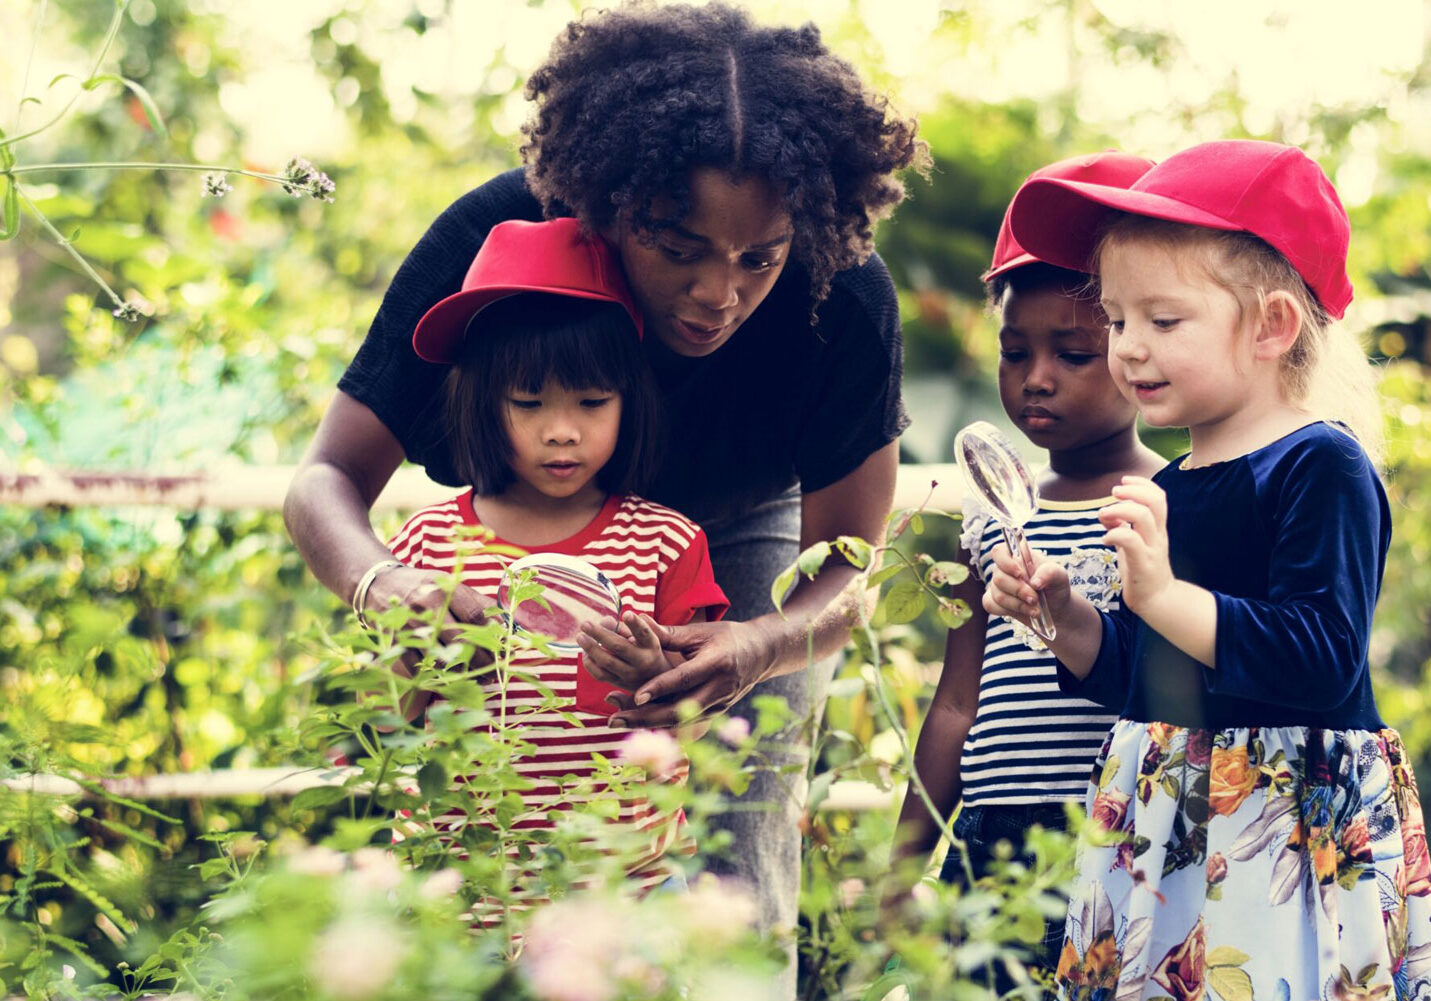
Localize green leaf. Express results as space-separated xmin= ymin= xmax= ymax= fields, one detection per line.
xmin=797 ymin=540 xmax=832 ymax=578
xmin=1207 ymin=965 xmax=1253 ymax=1001
xmin=925 ymin=560 xmax=969 ymax=587
xmin=833 ymin=535 xmax=874 ymax=569
xmin=807 ymin=771 xmax=834 ymax=813
xmin=79 ymin=74 xmax=169 ymax=137
xmin=909 ymin=513 xmax=925 ymax=535
xmin=935 ymin=597 xmax=972 ymax=630
xmin=0 ymin=123 xmax=13 ymax=170
xmin=290 ymin=785 xmax=349 ymax=812
xmin=770 ymin=564 xmax=798 ymax=614
xmin=1207 ymin=945 xmax=1251 ymax=967
xmin=883 ymin=579 xmax=927 ymax=624
xmin=867 ymin=563 xmax=906 ymax=588
xmin=0 ymin=177 xmax=18 ymax=241
xmin=417 ymin=760 xmax=448 ymax=800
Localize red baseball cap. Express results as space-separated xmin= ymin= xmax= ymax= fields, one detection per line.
xmin=1008 ymin=139 xmax=1353 ymax=319
xmin=412 ymin=217 xmax=643 ymax=363
xmin=983 ymin=150 xmax=1155 ymax=282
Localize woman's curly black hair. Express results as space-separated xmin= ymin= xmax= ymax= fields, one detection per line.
xmin=520 ymin=1 xmax=928 ymax=305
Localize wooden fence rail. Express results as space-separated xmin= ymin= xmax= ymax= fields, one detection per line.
xmin=0 ymin=463 xmax=965 ymax=513
xmin=4 ymin=462 xmax=945 ymax=814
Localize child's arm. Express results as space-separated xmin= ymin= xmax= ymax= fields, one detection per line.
xmin=889 ymin=566 xmax=986 ymax=879
xmin=1097 ymin=477 xmax=1216 ymax=666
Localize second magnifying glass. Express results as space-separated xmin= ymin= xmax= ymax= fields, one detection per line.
xmin=953 ymin=420 xmax=1056 ymax=644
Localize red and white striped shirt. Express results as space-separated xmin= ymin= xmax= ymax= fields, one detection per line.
xmin=388 ymin=491 xmax=728 ymax=899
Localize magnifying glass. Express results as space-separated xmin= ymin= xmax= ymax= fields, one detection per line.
xmin=496 ymin=553 xmax=624 ymax=653
xmin=953 ymin=420 xmax=1056 ymax=643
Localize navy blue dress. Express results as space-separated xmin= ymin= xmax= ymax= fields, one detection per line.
xmin=1048 ymin=424 xmax=1431 ymax=1001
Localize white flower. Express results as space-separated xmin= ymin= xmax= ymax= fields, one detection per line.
xmin=286 ymin=844 xmax=346 ymax=877
xmin=618 ymin=729 xmax=682 ymax=778
xmin=308 ymin=916 xmax=405 ymax=1000
xmin=201 ymin=172 xmax=232 ymax=198
xmin=280 ymin=156 xmax=336 ymax=201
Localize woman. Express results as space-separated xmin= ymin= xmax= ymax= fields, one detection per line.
xmin=283 ymin=4 xmax=924 ymax=992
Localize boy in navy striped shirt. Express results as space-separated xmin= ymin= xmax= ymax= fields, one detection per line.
xmin=888 ymin=152 xmax=1164 ymax=986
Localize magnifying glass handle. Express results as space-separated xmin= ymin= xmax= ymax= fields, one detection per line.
xmin=1001 ymin=523 xmax=1056 ymax=643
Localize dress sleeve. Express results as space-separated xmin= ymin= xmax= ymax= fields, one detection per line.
xmin=958 ymin=492 xmax=993 ymax=577
xmin=653 ymin=528 xmax=730 ymax=625
xmin=386 ymin=511 xmax=432 ymax=568
xmin=1207 ymin=440 xmax=1388 ymax=710
xmin=1055 ymin=605 xmax=1137 ymax=712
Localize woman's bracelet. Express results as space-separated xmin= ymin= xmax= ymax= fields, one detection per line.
xmin=352 ymin=558 xmax=405 ymax=629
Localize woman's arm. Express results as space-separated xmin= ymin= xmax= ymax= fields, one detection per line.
xmin=604 ymin=440 xmax=898 ymax=727
xmin=283 ymin=390 xmax=493 ymax=625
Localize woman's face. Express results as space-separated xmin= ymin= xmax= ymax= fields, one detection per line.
xmin=610 ymin=169 xmax=793 ymax=357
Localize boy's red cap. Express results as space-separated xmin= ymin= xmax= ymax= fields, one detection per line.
xmin=983 ymin=150 xmax=1155 ymax=282
xmin=1008 ymin=139 xmax=1353 ymax=319
xmin=412 ymin=217 xmax=642 ymax=363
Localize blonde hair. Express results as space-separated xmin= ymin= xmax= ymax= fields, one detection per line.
xmin=1096 ymin=215 xmax=1383 ymax=467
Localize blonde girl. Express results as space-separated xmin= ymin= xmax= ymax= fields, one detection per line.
xmin=987 ymin=140 xmax=1429 ymax=1000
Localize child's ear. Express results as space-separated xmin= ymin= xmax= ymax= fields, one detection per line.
xmin=1252 ymin=290 xmax=1303 ymax=361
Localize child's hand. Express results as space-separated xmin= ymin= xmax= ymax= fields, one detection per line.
xmin=1098 ymin=476 xmax=1174 ymax=616
xmin=577 ymin=612 xmax=670 ymax=689
xmin=982 ymin=540 xmax=1072 ymax=627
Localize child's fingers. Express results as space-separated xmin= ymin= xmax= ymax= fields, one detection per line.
xmin=1112 ymin=478 xmax=1167 ymax=527
xmin=620 ymin=612 xmax=662 ymax=650
xmin=1097 ymin=500 xmax=1158 ymax=542
xmin=1101 ymin=525 xmax=1147 ymax=555
xmin=988 ymin=543 xmax=1029 ymax=581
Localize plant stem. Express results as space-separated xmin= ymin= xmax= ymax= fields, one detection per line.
xmin=11 ymin=161 xmax=285 ymax=184
xmin=15 ymin=185 xmax=127 ymax=310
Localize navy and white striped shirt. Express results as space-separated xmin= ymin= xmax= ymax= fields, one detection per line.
xmin=959 ymin=497 xmax=1123 ymax=806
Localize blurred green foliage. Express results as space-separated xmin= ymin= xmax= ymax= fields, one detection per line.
xmin=3 ymin=1 xmax=1431 ymax=998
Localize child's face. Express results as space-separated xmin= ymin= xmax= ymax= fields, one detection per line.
xmin=503 ymin=383 xmax=622 ymax=503
xmin=997 ymin=282 xmax=1138 ymax=454
xmin=1099 ymin=239 xmax=1251 ymax=432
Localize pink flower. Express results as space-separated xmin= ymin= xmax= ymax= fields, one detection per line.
xmin=1205 ymin=852 xmax=1227 ymax=885
xmin=1090 ymin=788 xmax=1132 ymax=834
xmin=683 ymin=874 xmax=759 ymax=946
xmin=1185 ymin=729 xmax=1213 ymax=767
xmin=839 ymin=877 xmax=866 ymax=908
xmin=309 ymin=916 xmax=406 ymax=1000
xmin=522 ymin=898 xmax=628 ymax=1001
xmin=1151 ymin=917 xmax=1206 ymax=1001
xmin=618 ymin=729 xmax=682 ymax=778
xmin=418 ymin=868 xmax=463 ymax=900
xmin=715 ymin=716 xmax=751 ymax=746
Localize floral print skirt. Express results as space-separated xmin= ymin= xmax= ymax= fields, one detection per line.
xmin=1055 ymin=721 xmax=1431 ymax=1001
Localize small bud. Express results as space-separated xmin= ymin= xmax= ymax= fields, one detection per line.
xmin=112 ymin=301 xmax=143 ymax=322
xmin=280 ymin=157 xmax=336 ymax=202
xmin=201 ymin=172 xmax=233 ymax=198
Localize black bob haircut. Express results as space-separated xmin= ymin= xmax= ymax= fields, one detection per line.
xmin=520 ymin=1 xmax=927 ymax=307
xmin=443 ymin=293 xmax=661 ymax=498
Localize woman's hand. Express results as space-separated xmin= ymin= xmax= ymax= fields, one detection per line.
xmin=583 ymin=618 xmax=774 ymax=729
xmin=359 ymin=565 xmax=498 ymax=721
xmin=1097 ymin=476 xmax=1174 ymax=617
xmin=981 ymin=541 xmax=1072 ymax=628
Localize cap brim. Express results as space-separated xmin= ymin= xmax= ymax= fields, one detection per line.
xmin=980 ymin=251 xmax=1040 ymax=283
xmin=412 ymin=284 xmax=623 ymax=364
xmin=1010 ymin=178 xmax=1242 ymax=275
